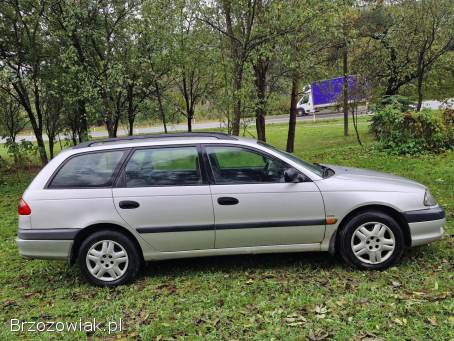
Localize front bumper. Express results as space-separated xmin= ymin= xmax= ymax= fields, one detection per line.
xmin=404 ymin=207 xmax=445 ymax=247
xmin=16 ymin=238 xmax=73 ymax=260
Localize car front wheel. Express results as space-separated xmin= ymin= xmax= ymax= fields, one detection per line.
xmin=78 ymin=230 xmax=140 ymax=286
xmin=338 ymin=211 xmax=405 ymax=270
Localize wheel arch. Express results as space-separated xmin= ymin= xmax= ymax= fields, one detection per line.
xmin=69 ymin=223 xmax=145 ymax=265
xmin=329 ymin=204 xmax=411 ymax=254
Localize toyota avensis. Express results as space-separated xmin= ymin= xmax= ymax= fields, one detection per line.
xmin=16 ymin=133 xmax=445 ymax=286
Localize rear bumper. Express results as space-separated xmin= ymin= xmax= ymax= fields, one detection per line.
xmin=404 ymin=207 xmax=445 ymax=247
xmin=16 ymin=238 xmax=73 ymax=260
xmin=16 ymin=228 xmax=77 ymax=260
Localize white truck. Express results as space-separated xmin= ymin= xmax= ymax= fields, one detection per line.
xmin=297 ymin=76 xmax=361 ymax=115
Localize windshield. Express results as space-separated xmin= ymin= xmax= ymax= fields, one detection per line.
xmin=258 ymin=142 xmax=324 ymax=177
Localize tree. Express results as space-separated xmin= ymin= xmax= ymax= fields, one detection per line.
xmin=406 ymin=0 xmax=454 ymax=110
xmin=0 ymin=0 xmax=49 ymax=164
xmin=201 ymin=0 xmax=286 ymax=136
xmin=47 ymin=1 xmax=92 ymax=143
xmin=173 ymin=0 xmax=214 ymax=132
xmin=359 ymin=1 xmax=454 ymax=101
xmin=0 ymin=90 xmax=26 ymax=143
xmin=136 ymin=0 xmax=180 ymax=134
xmin=278 ymin=0 xmax=332 ymax=152
xmin=42 ymin=92 xmax=63 ymax=159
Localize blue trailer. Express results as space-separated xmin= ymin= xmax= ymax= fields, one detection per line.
xmin=297 ymin=76 xmax=365 ymax=114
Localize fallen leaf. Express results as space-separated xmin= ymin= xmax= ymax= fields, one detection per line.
xmin=313 ymin=305 xmax=328 ymax=319
xmin=284 ymin=313 xmax=306 ymax=326
xmin=393 ymin=318 xmax=407 ymax=326
xmin=336 ymin=299 xmax=347 ymax=306
xmin=427 ymin=316 xmax=437 ymax=326
xmin=308 ymin=329 xmax=329 ymax=340
xmin=391 ymin=281 xmax=401 ymax=288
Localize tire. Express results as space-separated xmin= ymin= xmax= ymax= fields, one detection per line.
xmin=338 ymin=211 xmax=405 ymax=270
xmin=78 ymin=230 xmax=141 ymax=287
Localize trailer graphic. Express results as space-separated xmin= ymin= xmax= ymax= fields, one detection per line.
xmin=297 ymin=75 xmax=367 ymax=115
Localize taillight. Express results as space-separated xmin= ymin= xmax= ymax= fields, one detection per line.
xmin=18 ymin=198 xmax=31 ymax=215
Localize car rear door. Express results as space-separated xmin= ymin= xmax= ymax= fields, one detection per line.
xmin=203 ymin=144 xmax=326 ymax=249
xmin=113 ymin=145 xmax=215 ymax=252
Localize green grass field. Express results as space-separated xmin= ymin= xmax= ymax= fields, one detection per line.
xmin=0 ymin=118 xmax=453 ymax=340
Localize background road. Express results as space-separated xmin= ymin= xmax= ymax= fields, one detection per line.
xmin=2 ymin=111 xmax=369 ymax=143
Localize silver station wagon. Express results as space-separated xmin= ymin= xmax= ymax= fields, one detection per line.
xmin=16 ymin=133 xmax=445 ymax=286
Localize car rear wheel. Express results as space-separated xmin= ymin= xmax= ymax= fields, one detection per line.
xmin=338 ymin=211 xmax=405 ymax=270
xmin=78 ymin=230 xmax=140 ymax=286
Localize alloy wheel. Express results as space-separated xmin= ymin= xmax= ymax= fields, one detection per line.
xmin=85 ymin=240 xmax=129 ymax=281
xmin=350 ymin=222 xmax=396 ymax=264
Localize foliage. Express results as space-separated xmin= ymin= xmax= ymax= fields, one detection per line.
xmin=369 ymin=95 xmax=415 ymax=114
xmin=370 ymin=106 xmax=452 ymax=155
xmin=442 ymin=109 xmax=454 ymax=145
xmin=0 ymin=92 xmax=27 ymax=142
xmin=0 ymin=0 xmax=453 ymax=164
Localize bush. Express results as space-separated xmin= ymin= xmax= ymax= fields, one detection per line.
xmin=4 ymin=139 xmax=37 ymax=168
xmin=369 ymin=95 xmax=415 ymax=114
xmin=442 ymin=109 xmax=454 ymax=145
xmin=370 ymin=106 xmax=452 ymax=155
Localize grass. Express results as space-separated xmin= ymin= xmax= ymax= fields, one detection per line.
xmin=0 ymin=118 xmax=453 ymax=340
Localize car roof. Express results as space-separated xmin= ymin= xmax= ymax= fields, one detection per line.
xmin=73 ymin=132 xmax=236 ymax=149
xmin=69 ymin=132 xmax=259 ymax=153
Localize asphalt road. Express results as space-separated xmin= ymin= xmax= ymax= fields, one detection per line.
xmin=2 ymin=111 xmax=367 ymax=143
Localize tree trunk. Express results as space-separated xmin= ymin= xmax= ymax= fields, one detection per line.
xmin=416 ymin=64 xmax=425 ymax=111
xmin=106 ymin=117 xmax=117 ymax=138
xmin=256 ymin=114 xmax=266 ymax=142
xmin=416 ymin=75 xmax=424 ymax=111
xmin=351 ymin=104 xmax=362 ymax=146
xmin=286 ymin=75 xmax=300 ymax=153
xmin=128 ymin=117 xmax=134 ymax=136
xmin=20 ymin=101 xmax=48 ymax=164
xmin=231 ymin=63 xmax=243 ymax=136
xmin=48 ymin=137 xmax=54 ymax=160
xmin=71 ymin=130 xmax=77 ymax=146
xmin=187 ymin=108 xmax=193 ymax=132
xmin=254 ymin=58 xmax=268 ymax=142
xmin=35 ymin=133 xmax=48 ymax=165
xmin=155 ymin=81 xmax=168 ymax=133
xmin=342 ymin=45 xmax=349 ymax=137
xmin=127 ymin=84 xmax=135 ymax=136
xmin=384 ymin=80 xmax=399 ymax=96
xmin=77 ymin=99 xmax=88 ymax=142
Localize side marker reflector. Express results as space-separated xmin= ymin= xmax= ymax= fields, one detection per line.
xmin=326 ymin=216 xmax=337 ymax=225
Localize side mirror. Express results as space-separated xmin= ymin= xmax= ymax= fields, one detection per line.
xmin=284 ymin=168 xmax=305 ymax=183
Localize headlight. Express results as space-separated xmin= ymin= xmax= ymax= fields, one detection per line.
xmin=424 ymin=190 xmax=437 ymax=206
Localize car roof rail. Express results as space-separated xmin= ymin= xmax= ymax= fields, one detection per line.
xmin=72 ymin=132 xmax=237 ymax=149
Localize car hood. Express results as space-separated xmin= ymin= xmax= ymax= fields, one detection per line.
xmin=322 ymin=164 xmax=426 ymax=191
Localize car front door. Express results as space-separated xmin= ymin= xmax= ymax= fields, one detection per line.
xmin=204 ymin=144 xmax=326 ymax=249
xmin=113 ymin=145 xmax=214 ymax=252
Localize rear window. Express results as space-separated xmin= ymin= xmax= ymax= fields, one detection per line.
xmin=49 ymin=150 xmax=126 ymax=188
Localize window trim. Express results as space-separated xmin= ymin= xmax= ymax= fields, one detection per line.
xmin=45 ymin=148 xmax=132 ymax=190
xmin=202 ymin=143 xmax=310 ymax=186
xmin=115 ymin=144 xmax=208 ymax=188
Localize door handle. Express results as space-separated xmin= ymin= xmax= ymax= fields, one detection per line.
xmin=119 ymin=200 xmax=140 ymax=209
xmin=217 ymin=197 xmax=239 ymax=205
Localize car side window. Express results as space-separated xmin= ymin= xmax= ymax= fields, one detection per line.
xmin=124 ymin=146 xmax=202 ymax=187
xmin=205 ymin=146 xmax=288 ymax=184
xmin=49 ymin=150 xmax=126 ymax=188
